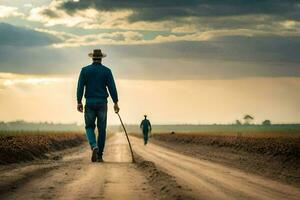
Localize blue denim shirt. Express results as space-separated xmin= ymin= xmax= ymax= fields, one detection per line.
xmin=77 ymin=62 xmax=118 ymax=105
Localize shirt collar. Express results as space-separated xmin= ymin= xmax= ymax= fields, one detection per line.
xmin=92 ymin=62 xmax=102 ymax=65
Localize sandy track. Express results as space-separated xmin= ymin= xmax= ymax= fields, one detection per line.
xmin=0 ymin=134 xmax=154 ymax=200
xmin=131 ymin=137 xmax=300 ymax=200
xmin=1 ymin=134 xmax=299 ymax=200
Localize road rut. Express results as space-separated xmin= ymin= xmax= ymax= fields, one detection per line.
xmin=132 ymin=136 xmax=300 ymax=200
xmin=0 ymin=134 xmax=154 ymax=200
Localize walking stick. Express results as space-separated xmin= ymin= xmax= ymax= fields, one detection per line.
xmin=116 ymin=113 xmax=135 ymax=163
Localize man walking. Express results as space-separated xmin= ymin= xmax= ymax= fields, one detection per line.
xmin=77 ymin=49 xmax=120 ymax=162
xmin=140 ymin=115 xmax=152 ymax=145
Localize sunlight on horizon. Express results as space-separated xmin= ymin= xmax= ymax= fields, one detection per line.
xmin=0 ymin=73 xmax=299 ymax=125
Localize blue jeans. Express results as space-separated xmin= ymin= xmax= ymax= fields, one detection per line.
xmin=143 ymin=130 xmax=149 ymax=145
xmin=84 ymin=104 xmax=107 ymax=157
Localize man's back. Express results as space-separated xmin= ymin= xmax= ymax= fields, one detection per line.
xmin=77 ymin=62 xmax=118 ymax=105
xmin=140 ymin=119 xmax=151 ymax=132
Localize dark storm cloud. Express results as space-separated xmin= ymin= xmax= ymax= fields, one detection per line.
xmin=59 ymin=0 xmax=300 ymax=22
xmin=0 ymin=23 xmax=60 ymax=46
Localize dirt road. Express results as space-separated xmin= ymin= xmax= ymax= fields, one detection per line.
xmin=131 ymin=136 xmax=300 ymax=200
xmin=0 ymin=133 xmax=154 ymax=200
xmin=1 ymin=133 xmax=300 ymax=200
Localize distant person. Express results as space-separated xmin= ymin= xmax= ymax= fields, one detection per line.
xmin=140 ymin=115 xmax=152 ymax=145
xmin=77 ymin=49 xmax=120 ymax=162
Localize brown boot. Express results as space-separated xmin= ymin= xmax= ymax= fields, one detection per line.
xmin=91 ymin=147 xmax=98 ymax=162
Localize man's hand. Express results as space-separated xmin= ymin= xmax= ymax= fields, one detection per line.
xmin=114 ymin=103 xmax=120 ymax=113
xmin=77 ymin=103 xmax=83 ymax=113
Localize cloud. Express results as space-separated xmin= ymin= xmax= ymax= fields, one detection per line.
xmin=29 ymin=6 xmax=98 ymax=27
xmin=60 ymin=0 xmax=300 ymax=21
xmin=27 ymin=0 xmax=132 ymax=29
xmin=0 ymin=23 xmax=60 ymax=46
xmin=1 ymin=21 xmax=298 ymax=50
xmin=24 ymin=4 xmax=33 ymax=8
xmin=0 ymin=73 xmax=71 ymax=88
xmin=0 ymin=73 xmax=73 ymax=92
xmin=28 ymin=5 xmax=166 ymax=31
xmin=0 ymin=45 xmax=85 ymax=74
xmin=26 ymin=0 xmax=300 ymax=38
xmin=38 ymin=27 xmax=298 ymax=48
xmin=0 ymin=25 xmax=299 ymax=80
xmin=58 ymin=0 xmax=300 ymax=31
xmin=0 ymin=22 xmax=299 ymax=80
xmin=50 ymin=30 xmax=144 ymax=48
xmin=103 ymin=35 xmax=300 ymax=80
xmin=0 ymin=5 xmax=24 ymax=18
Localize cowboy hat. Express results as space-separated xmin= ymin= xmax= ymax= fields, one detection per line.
xmin=88 ymin=49 xmax=107 ymax=58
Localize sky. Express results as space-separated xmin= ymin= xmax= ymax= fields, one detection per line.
xmin=0 ymin=0 xmax=299 ymax=125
